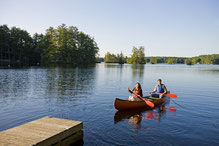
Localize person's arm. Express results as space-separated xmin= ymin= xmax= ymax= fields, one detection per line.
xmin=151 ymin=85 xmax=157 ymax=93
xmin=128 ymin=87 xmax=133 ymax=94
xmin=162 ymin=85 xmax=167 ymax=94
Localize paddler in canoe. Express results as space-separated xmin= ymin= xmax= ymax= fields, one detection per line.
xmin=149 ymin=79 xmax=167 ymax=98
xmin=128 ymin=82 xmax=143 ymax=101
xmin=114 ymin=79 xmax=177 ymax=110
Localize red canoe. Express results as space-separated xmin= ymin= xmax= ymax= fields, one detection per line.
xmin=114 ymin=96 xmax=168 ymax=110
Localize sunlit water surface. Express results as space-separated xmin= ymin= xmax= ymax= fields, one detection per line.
xmin=0 ymin=63 xmax=219 ymax=145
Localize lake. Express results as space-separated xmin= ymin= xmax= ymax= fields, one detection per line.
xmin=0 ymin=63 xmax=219 ymax=145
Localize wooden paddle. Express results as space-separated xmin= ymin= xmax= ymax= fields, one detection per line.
xmin=164 ymin=94 xmax=177 ymax=98
xmin=149 ymin=92 xmax=177 ymax=98
xmin=133 ymin=93 xmax=154 ymax=108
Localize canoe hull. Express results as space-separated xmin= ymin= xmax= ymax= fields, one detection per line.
xmin=114 ymin=96 xmax=168 ymax=110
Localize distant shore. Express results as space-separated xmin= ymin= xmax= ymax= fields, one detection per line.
xmin=101 ymin=54 xmax=219 ymax=65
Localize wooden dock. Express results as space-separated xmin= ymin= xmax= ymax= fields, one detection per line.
xmin=0 ymin=116 xmax=83 ymax=146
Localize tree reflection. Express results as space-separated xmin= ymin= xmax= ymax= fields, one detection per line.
xmin=130 ymin=64 xmax=145 ymax=79
xmin=0 ymin=67 xmax=97 ymax=105
xmin=45 ymin=67 xmax=96 ymax=103
xmin=104 ymin=63 xmax=124 ymax=68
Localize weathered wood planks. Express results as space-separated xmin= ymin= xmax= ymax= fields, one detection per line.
xmin=0 ymin=116 xmax=83 ymax=146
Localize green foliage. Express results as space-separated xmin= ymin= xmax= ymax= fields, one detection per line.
xmin=41 ymin=24 xmax=99 ymax=65
xmin=146 ymin=57 xmax=185 ymax=64
xmin=97 ymin=57 xmax=104 ymax=62
xmin=0 ymin=25 xmax=33 ymax=66
xmin=185 ymin=59 xmax=193 ymax=65
xmin=167 ymin=58 xmax=176 ymax=64
xmin=32 ymin=33 xmax=45 ymax=65
xmin=146 ymin=55 xmax=219 ymax=65
xmin=104 ymin=52 xmax=125 ymax=64
xmin=104 ymin=52 xmax=118 ymax=63
xmin=117 ymin=52 xmax=125 ymax=64
xmin=0 ymin=25 xmax=11 ymax=65
xmin=0 ymin=24 xmax=99 ymax=66
xmin=191 ymin=57 xmax=201 ymax=64
xmin=150 ymin=57 xmax=157 ymax=64
xmin=104 ymin=53 xmax=219 ymax=65
xmin=190 ymin=54 xmax=219 ymax=65
xmin=127 ymin=46 xmax=146 ymax=64
xmin=177 ymin=58 xmax=185 ymax=64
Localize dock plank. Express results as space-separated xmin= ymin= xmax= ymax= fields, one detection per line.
xmin=0 ymin=116 xmax=83 ymax=146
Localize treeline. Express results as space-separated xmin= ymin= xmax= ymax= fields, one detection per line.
xmin=104 ymin=52 xmax=126 ymax=64
xmin=103 ymin=53 xmax=219 ymax=65
xmin=187 ymin=54 xmax=219 ymax=65
xmin=146 ymin=57 xmax=186 ymax=64
xmin=0 ymin=24 xmax=99 ymax=66
xmin=127 ymin=46 xmax=146 ymax=64
xmin=146 ymin=54 xmax=219 ymax=65
xmin=104 ymin=46 xmax=146 ymax=64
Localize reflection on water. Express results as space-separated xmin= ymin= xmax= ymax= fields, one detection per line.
xmin=114 ymin=103 xmax=176 ymax=132
xmin=1 ymin=64 xmax=219 ymax=145
xmin=0 ymin=67 xmax=96 ymax=105
xmin=103 ymin=63 xmax=145 ymax=78
xmin=44 ymin=67 xmax=96 ymax=101
xmin=0 ymin=66 xmax=96 ymax=132
xmin=104 ymin=63 xmax=124 ymax=68
xmin=127 ymin=114 xmax=142 ymax=131
xmin=131 ymin=65 xmax=145 ymax=79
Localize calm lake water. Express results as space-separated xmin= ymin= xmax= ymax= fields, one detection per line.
xmin=0 ymin=63 xmax=219 ymax=145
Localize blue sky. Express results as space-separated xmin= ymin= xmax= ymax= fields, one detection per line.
xmin=1 ymin=0 xmax=219 ymax=57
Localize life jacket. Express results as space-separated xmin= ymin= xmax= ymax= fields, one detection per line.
xmin=156 ymin=84 xmax=164 ymax=93
xmin=133 ymin=88 xmax=141 ymax=97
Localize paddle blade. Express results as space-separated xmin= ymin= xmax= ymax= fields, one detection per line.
xmin=136 ymin=94 xmax=154 ymax=108
xmin=165 ymin=94 xmax=177 ymax=98
xmin=145 ymin=100 xmax=154 ymax=108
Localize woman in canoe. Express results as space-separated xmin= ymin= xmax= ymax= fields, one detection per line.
xmin=128 ymin=82 xmax=143 ymax=101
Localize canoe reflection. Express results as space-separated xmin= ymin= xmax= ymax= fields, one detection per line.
xmin=144 ymin=105 xmax=166 ymax=123
xmin=114 ymin=105 xmax=176 ymax=131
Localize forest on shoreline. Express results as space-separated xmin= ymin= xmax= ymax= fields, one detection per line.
xmin=1 ymin=24 xmax=219 ymax=67
xmin=146 ymin=54 xmax=219 ymax=65
xmin=0 ymin=24 xmax=99 ymax=66
xmin=103 ymin=50 xmax=219 ymax=65
xmin=104 ymin=46 xmax=146 ymax=64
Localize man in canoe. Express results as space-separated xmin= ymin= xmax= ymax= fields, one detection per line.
xmin=149 ymin=79 xmax=167 ymax=98
xmin=128 ymin=82 xmax=143 ymax=101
